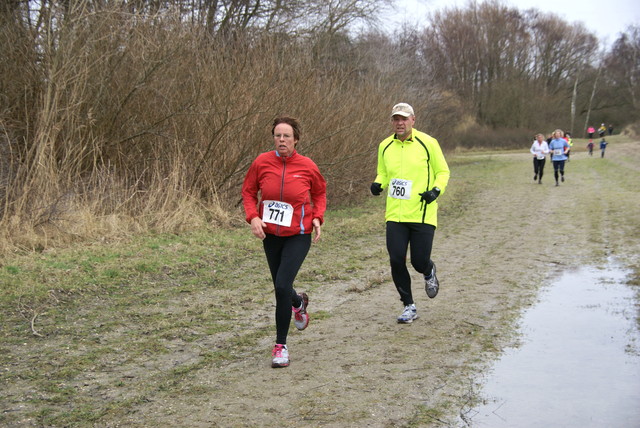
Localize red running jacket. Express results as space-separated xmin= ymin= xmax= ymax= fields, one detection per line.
xmin=242 ymin=150 xmax=327 ymax=237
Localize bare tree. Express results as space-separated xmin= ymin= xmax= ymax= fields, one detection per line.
xmin=604 ymin=26 xmax=640 ymax=112
xmin=416 ymin=1 xmax=599 ymax=129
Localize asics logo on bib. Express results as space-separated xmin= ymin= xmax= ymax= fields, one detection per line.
xmin=267 ymin=201 xmax=290 ymax=209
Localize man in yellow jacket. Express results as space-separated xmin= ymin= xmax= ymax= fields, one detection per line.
xmin=370 ymin=103 xmax=450 ymax=323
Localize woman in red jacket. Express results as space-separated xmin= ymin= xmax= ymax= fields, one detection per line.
xmin=242 ymin=116 xmax=327 ymax=368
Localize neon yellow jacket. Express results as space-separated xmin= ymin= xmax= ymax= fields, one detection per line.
xmin=374 ymin=129 xmax=450 ymax=227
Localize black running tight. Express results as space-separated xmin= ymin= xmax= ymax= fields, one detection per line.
xmin=533 ymin=158 xmax=545 ymax=179
xmin=386 ymin=222 xmax=435 ymax=306
xmin=553 ymin=160 xmax=566 ymax=181
xmin=263 ymin=233 xmax=310 ymax=345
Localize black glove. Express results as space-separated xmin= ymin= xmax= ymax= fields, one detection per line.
xmin=419 ymin=187 xmax=440 ymax=204
xmin=370 ymin=182 xmax=383 ymax=196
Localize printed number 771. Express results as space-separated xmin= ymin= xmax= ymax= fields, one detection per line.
xmin=269 ymin=208 xmax=284 ymax=222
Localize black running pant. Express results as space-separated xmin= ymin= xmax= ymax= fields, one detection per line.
xmin=533 ymin=158 xmax=545 ymax=179
xmin=386 ymin=222 xmax=435 ymax=306
xmin=553 ymin=160 xmax=566 ymax=182
xmin=263 ymin=233 xmax=310 ymax=345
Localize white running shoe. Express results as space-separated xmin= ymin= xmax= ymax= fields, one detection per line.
xmin=397 ymin=304 xmax=418 ymax=323
xmin=293 ymin=292 xmax=309 ymax=330
xmin=425 ymin=262 xmax=439 ymax=298
xmin=271 ymin=344 xmax=289 ymax=368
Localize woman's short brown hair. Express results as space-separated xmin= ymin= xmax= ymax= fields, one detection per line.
xmin=272 ymin=116 xmax=301 ymax=141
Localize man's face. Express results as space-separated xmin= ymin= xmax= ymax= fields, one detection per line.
xmin=392 ymin=114 xmax=415 ymax=139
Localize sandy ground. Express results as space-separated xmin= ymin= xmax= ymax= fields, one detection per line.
xmin=2 ymin=141 xmax=639 ymax=427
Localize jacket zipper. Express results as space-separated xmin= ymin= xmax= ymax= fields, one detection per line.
xmin=276 ymin=156 xmax=286 ymax=236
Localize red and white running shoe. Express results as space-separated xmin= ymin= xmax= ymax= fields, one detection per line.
xmin=271 ymin=344 xmax=289 ymax=368
xmin=293 ymin=292 xmax=309 ymax=330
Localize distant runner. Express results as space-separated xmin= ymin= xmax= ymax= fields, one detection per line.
xmin=600 ymin=138 xmax=608 ymax=158
xmin=530 ymin=133 xmax=549 ymax=184
xmin=548 ymin=129 xmax=570 ymax=186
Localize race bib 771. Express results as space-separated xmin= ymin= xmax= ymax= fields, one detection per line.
xmin=262 ymin=200 xmax=294 ymax=227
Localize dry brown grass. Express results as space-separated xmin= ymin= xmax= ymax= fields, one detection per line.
xmin=0 ymin=4 xmax=420 ymax=254
xmin=6 ymin=2 xmax=630 ymax=256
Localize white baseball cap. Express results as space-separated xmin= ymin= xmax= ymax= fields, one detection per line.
xmin=391 ymin=103 xmax=414 ymax=117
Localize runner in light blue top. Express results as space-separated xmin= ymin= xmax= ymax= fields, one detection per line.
xmin=548 ymin=129 xmax=570 ymax=186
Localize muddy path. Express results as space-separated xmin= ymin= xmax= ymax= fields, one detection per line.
xmin=2 ymin=141 xmax=639 ymax=427
xmin=122 ymin=141 xmax=639 ymax=427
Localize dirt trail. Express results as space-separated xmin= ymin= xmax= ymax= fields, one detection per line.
xmin=3 ymin=141 xmax=639 ymax=427
xmin=112 ymin=142 xmax=639 ymax=427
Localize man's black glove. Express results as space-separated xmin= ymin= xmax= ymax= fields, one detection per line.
xmin=419 ymin=187 xmax=440 ymax=204
xmin=370 ymin=182 xmax=383 ymax=196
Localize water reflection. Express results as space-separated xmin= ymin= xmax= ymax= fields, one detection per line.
xmin=469 ymin=263 xmax=640 ymax=427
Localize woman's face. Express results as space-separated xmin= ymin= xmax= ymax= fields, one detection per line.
xmin=273 ymin=123 xmax=297 ymax=157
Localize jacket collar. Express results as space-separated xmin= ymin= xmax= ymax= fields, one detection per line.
xmin=275 ymin=149 xmax=297 ymax=158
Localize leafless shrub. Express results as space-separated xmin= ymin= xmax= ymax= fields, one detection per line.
xmin=454 ymin=124 xmax=534 ymax=150
xmin=1 ymin=0 xmax=633 ymax=253
xmin=0 ymin=1 xmax=402 ymax=252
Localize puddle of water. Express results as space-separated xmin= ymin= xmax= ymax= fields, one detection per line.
xmin=468 ymin=263 xmax=640 ymax=427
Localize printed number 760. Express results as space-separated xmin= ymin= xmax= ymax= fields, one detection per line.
xmin=392 ymin=186 xmax=405 ymax=197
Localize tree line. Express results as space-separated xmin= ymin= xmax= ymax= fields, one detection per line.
xmin=0 ymin=0 xmax=638 ymax=250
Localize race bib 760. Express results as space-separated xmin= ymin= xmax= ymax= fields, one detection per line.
xmin=388 ymin=178 xmax=412 ymax=200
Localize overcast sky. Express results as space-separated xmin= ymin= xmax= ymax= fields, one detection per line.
xmin=393 ymin=0 xmax=640 ymax=47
